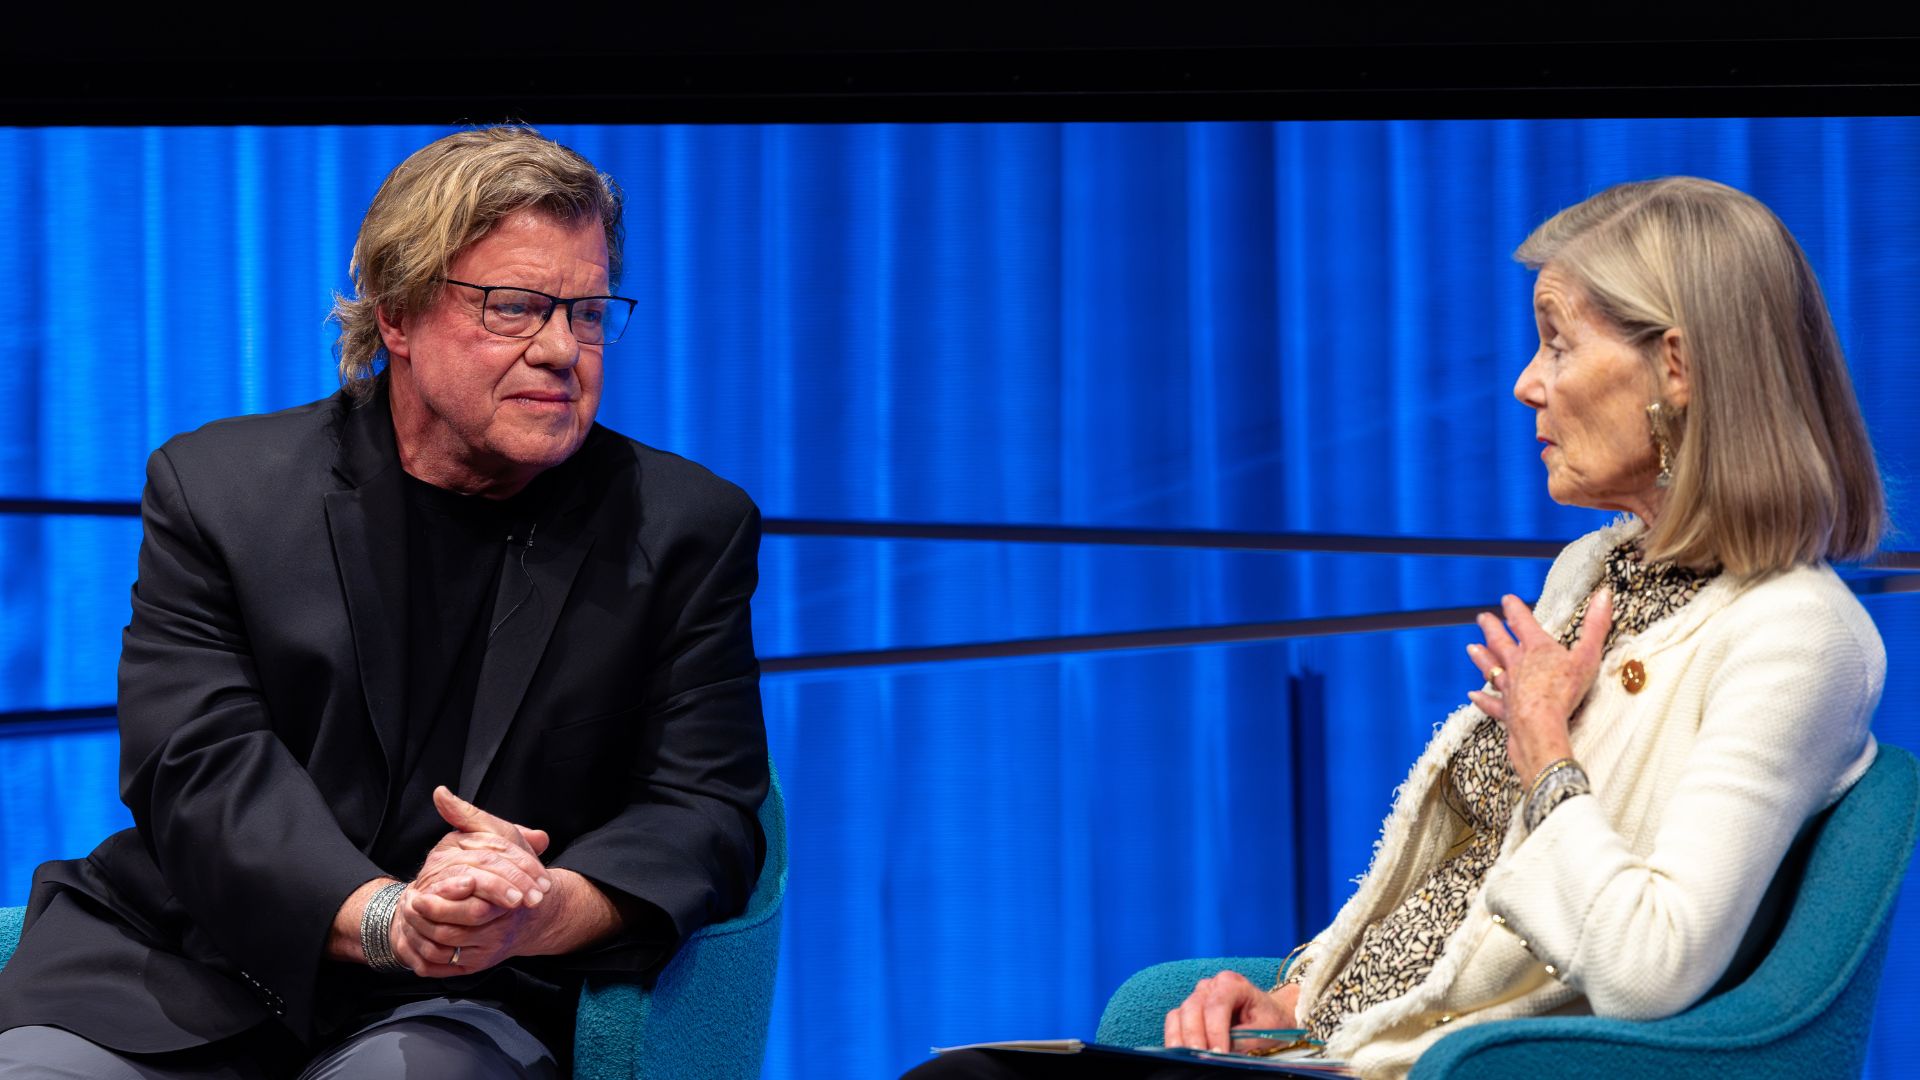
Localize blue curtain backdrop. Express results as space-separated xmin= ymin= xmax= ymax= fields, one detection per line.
xmin=0 ymin=119 xmax=1915 ymax=1078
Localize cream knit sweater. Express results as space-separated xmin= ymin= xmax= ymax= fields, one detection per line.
xmin=1293 ymin=519 xmax=1884 ymax=1079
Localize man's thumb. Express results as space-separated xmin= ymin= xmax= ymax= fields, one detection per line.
xmin=516 ymin=825 xmax=551 ymax=856
xmin=433 ymin=785 xmax=495 ymax=833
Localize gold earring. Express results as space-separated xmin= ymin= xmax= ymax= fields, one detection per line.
xmin=1646 ymin=402 xmax=1674 ymax=488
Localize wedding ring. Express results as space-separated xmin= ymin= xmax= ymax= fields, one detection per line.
xmin=451 ymin=946 xmax=462 ymax=966
xmin=1486 ymin=665 xmax=1505 ymax=685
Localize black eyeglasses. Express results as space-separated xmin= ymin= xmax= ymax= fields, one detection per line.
xmin=443 ymin=279 xmax=637 ymax=346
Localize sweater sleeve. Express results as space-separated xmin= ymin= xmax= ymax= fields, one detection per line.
xmin=1479 ymin=583 xmax=1882 ymax=1020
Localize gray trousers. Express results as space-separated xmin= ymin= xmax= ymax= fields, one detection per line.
xmin=0 ymin=998 xmax=559 ymax=1080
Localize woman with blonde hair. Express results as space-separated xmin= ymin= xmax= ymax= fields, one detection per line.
xmin=914 ymin=176 xmax=1887 ymax=1079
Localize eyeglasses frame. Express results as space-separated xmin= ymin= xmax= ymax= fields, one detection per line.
xmin=441 ymin=278 xmax=638 ymax=345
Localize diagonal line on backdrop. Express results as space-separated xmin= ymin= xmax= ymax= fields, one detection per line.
xmin=9 ymin=571 xmax=1920 ymax=725
xmin=7 ymin=499 xmax=1918 ymax=569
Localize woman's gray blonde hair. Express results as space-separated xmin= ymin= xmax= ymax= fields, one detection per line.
xmin=1516 ymin=176 xmax=1884 ymax=577
xmin=333 ymin=126 xmax=624 ymax=395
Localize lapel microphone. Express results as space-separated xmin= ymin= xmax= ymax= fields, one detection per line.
xmin=490 ymin=524 xmax=539 ymax=641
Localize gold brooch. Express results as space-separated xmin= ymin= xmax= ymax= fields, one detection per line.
xmin=1621 ymin=659 xmax=1647 ymax=693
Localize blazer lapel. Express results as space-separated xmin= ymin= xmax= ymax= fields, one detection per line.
xmin=323 ymin=388 xmax=410 ymax=791
xmin=457 ymin=438 xmax=612 ymax=799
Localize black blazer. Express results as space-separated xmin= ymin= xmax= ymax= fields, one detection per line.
xmin=0 ymin=381 xmax=767 ymax=1052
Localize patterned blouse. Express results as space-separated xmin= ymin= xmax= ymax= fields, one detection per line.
xmin=1290 ymin=541 xmax=1718 ymax=1041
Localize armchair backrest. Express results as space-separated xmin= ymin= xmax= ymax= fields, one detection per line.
xmin=743 ymin=762 xmax=789 ymax=928
xmin=1642 ymin=742 xmax=1918 ymax=1041
xmin=1411 ymin=743 xmax=1920 ymax=1080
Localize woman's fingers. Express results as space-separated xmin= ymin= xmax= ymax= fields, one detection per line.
xmin=1470 ymin=615 xmax=1515 ymax=717
xmin=1169 ymin=979 xmax=1211 ymax=1049
xmin=1165 ymin=972 xmax=1271 ymax=1053
xmin=1476 ymin=611 xmax=1519 ymax=667
xmin=1570 ymin=589 xmax=1613 ymax=669
xmin=1205 ymin=987 xmax=1252 ymax=1053
xmin=1176 ymin=983 xmax=1207 ymax=1050
xmin=1501 ymin=593 xmax=1556 ymax=646
xmin=1468 ymin=688 xmax=1507 ymax=722
xmin=1466 ymin=643 xmax=1502 ymax=685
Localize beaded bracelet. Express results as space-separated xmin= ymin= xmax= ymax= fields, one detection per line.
xmin=1525 ymin=758 xmax=1577 ymax=805
xmin=1523 ymin=758 xmax=1592 ymax=833
xmin=360 ymin=881 xmax=410 ymax=975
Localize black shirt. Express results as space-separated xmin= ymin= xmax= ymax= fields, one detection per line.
xmin=332 ymin=462 xmax=578 ymax=1061
xmin=374 ymin=472 xmax=546 ymax=871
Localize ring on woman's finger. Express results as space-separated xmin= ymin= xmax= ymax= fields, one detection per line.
xmin=1486 ymin=665 xmax=1505 ymax=684
xmin=451 ymin=946 xmax=462 ymax=966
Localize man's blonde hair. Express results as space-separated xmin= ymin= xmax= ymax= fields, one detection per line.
xmin=333 ymin=126 xmax=624 ymax=395
xmin=1516 ymin=176 xmax=1884 ymax=577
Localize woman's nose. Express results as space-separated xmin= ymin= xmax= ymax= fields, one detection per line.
xmin=1514 ymin=352 xmax=1547 ymax=408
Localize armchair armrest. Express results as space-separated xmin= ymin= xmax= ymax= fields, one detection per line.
xmin=0 ymin=906 xmax=21 ymax=970
xmin=572 ymin=764 xmax=788 ymax=1080
xmin=1095 ymin=957 xmax=1284 ymax=1048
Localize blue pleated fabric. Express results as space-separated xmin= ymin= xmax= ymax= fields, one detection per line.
xmin=0 ymin=119 xmax=1915 ymax=1079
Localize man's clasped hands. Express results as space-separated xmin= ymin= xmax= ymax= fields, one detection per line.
xmin=332 ymin=786 xmax=623 ymax=977
xmin=381 ymin=786 xmax=555 ymax=976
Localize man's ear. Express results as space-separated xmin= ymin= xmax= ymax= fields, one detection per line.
xmin=375 ymin=304 xmax=410 ymax=363
xmin=1659 ymin=327 xmax=1689 ymax=411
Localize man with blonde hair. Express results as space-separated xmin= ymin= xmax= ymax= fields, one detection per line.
xmin=0 ymin=127 xmax=768 ymax=1077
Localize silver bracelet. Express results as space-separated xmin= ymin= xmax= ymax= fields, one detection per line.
xmin=1523 ymin=760 xmax=1592 ymax=833
xmin=360 ymin=881 xmax=410 ymax=975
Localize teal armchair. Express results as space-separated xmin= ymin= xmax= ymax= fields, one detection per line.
xmin=0 ymin=907 xmax=18 ymax=972
xmin=574 ymin=763 xmax=788 ymax=1079
xmin=0 ymin=764 xmax=788 ymax=1080
xmin=1097 ymin=744 xmax=1918 ymax=1079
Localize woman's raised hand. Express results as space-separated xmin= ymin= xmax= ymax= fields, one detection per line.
xmin=1467 ymin=589 xmax=1612 ymax=783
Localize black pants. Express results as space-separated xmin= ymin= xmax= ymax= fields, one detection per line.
xmin=0 ymin=997 xmax=558 ymax=1080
